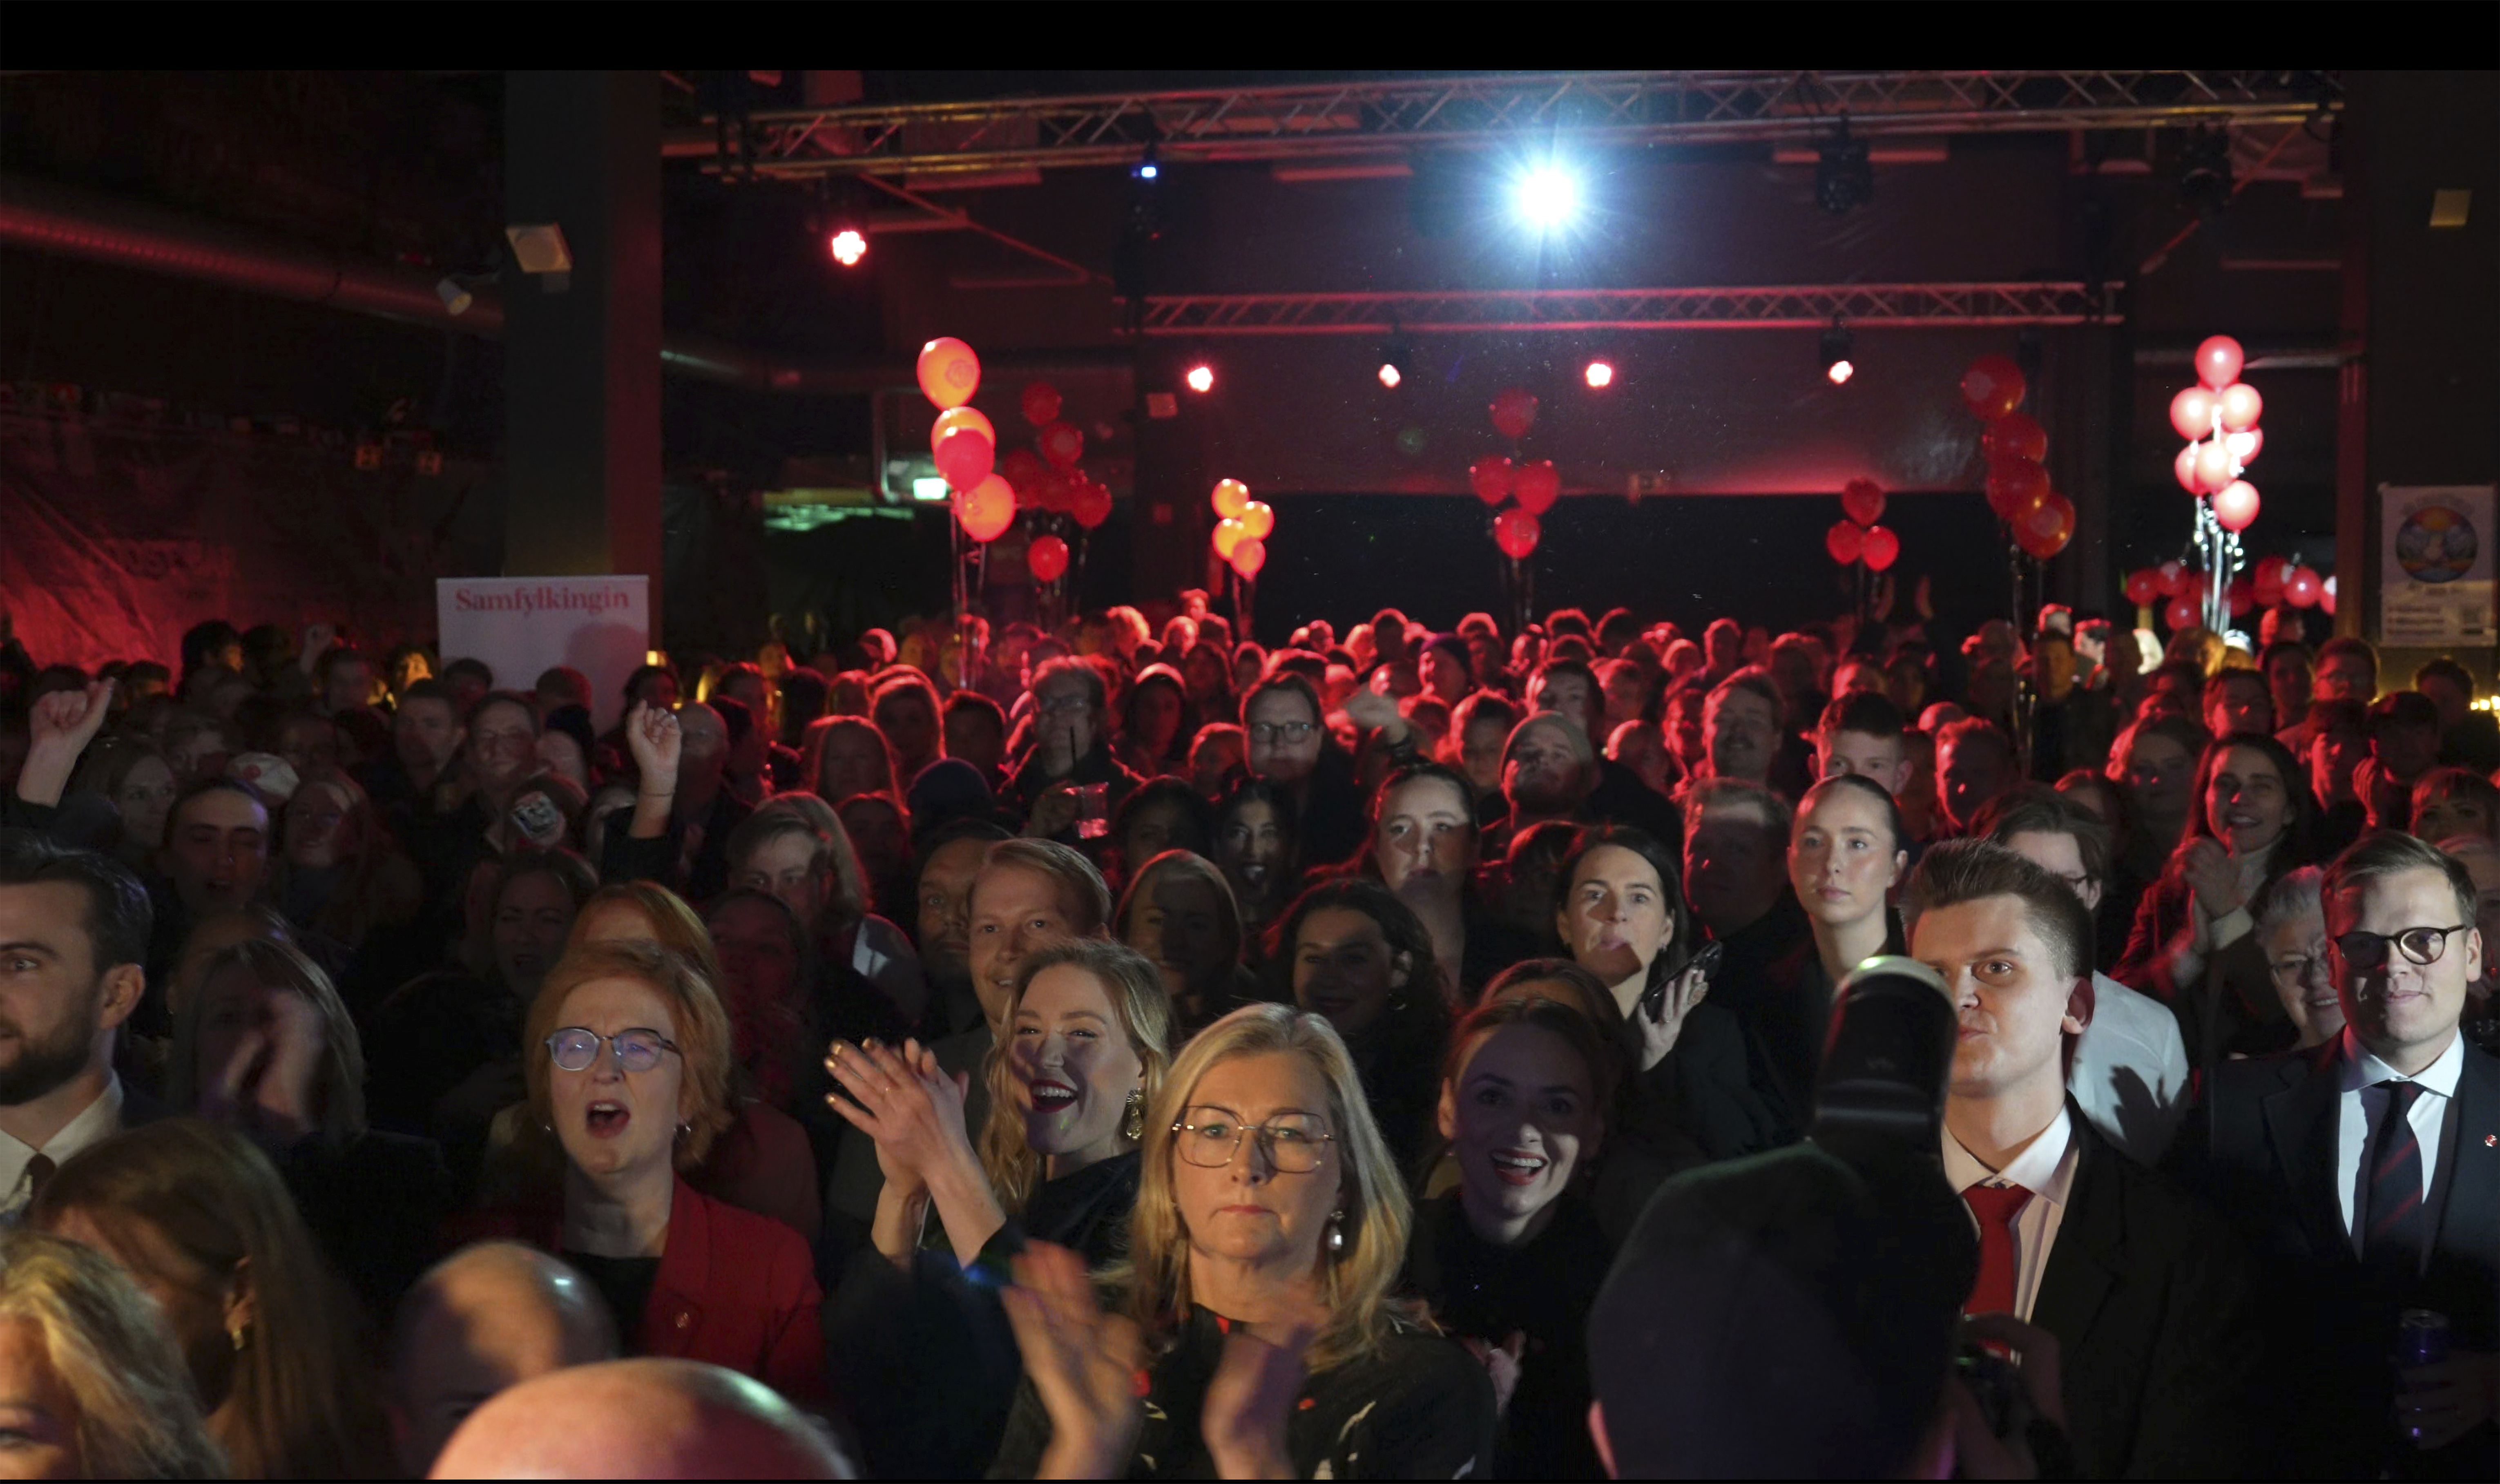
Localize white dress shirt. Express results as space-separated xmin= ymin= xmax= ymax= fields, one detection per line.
xmin=2069 ymin=972 xmax=2192 ymax=1166
xmin=1944 ymin=1104 xmax=2080 ymax=1324
xmin=2335 ymin=1029 xmax=2463 ymax=1255
xmin=0 ymin=1073 xmax=125 ymax=1225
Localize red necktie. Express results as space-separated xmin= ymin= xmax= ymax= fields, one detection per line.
xmin=1963 ymin=1183 xmax=2033 ymax=1317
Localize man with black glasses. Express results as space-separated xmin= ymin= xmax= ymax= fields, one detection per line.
xmin=2190 ymin=831 xmax=2498 ymax=1477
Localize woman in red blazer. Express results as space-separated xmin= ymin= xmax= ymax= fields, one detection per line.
xmin=453 ymin=937 xmax=826 ymax=1407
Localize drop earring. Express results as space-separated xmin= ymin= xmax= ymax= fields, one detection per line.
xmin=1123 ymin=1089 xmax=1145 ymax=1143
xmin=1327 ymin=1209 xmax=1346 ymax=1254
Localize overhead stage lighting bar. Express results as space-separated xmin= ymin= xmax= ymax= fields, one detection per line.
xmin=1135 ymin=281 xmax=2123 ymax=335
xmin=688 ymin=72 xmax=2339 ymax=180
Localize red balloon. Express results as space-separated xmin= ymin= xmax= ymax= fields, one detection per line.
xmin=1469 ymin=456 xmax=1514 ymax=506
xmin=2124 ymin=568 xmax=2161 ymax=606
xmin=2321 ymin=576 xmax=2338 ymax=617
xmin=1033 ymin=469 xmax=1074 ymax=514
xmin=2225 ymin=428 xmax=2263 ymax=468
xmin=2194 ymin=336 xmax=2245 ymax=392
xmin=1070 ymin=480 xmax=1114 ymax=530
xmin=1038 ymin=420 xmax=1084 ymax=469
xmin=1026 ymin=533 xmax=1070 ymax=584
xmin=2193 ymin=441 xmax=2235 ymax=495
xmin=1961 ymin=355 xmax=2026 ymax=420
xmin=933 ymin=429 xmax=994 ymax=492
xmin=2157 ymin=560 xmax=2191 ymax=598
xmin=1493 ymin=507 xmax=1541 ymax=560
xmin=1861 ymin=525 xmax=1901 ymax=571
xmin=2216 ymin=382 xmax=2263 ymax=434
xmin=1019 ymin=382 xmax=1062 ymax=428
xmin=1986 ymin=457 xmax=2050 ymax=522
xmin=1513 ymin=460 xmax=1561 ymax=515
xmin=1841 ymin=478 xmax=1886 ymax=527
xmin=2212 ymin=480 xmax=2261 ymax=533
xmin=2228 ymin=577 xmax=2254 ymax=617
xmin=2169 ymin=386 xmax=2217 ymax=442
xmin=1000 ymin=448 xmax=1047 ymax=499
xmin=1230 ymin=536 xmax=1268 ymax=580
xmin=2018 ymin=492 xmax=2076 ymax=559
xmin=1826 ymin=520 xmax=1866 ymax=565
xmin=2284 ymin=566 xmax=2323 ymax=608
xmin=954 ymin=474 xmax=1014 ymax=542
xmin=917 ymin=337 xmax=981 ymax=410
xmin=1489 ymin=388 xmax=1539 ymax=441
xmin=2163 ymin=594 xmax=2202 ymax=631
xmin=2172 ymin=444 xmax=2203 ymax=496
xmin=1984 ymin=413 xmax=2048 ymax=464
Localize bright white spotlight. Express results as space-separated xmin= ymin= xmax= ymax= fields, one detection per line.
xmin=1826 ymin=359 xmax=1854 ymax=385
xmin=828 ymin=229 xmax=867 ymax=267
xmin=1513 ymin=167 xmax=1581 ymax=231
xmin=1185 ymin=363 xmax=1214 ymax=393
xmin=1378 ymin=363 xmax=1403 ymax=389
xmin=1584 ymin=359 xmax=1614 ymax=389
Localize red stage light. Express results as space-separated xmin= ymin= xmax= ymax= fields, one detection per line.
xmin=1378 ymin=363 xmax=1402 ymax=389
xmin=1584 ymin=360 xmax=1615 ymax=389
xmin=828 ymin=229 xmax=867 ymax=267
xmin=1826 ymin=359 xmax=1855 ymax=385
xmin=1185 ymin=364 xmax=1215 ymax=393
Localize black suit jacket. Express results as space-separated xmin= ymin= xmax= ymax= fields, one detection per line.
xmin=2034 ymin=1116 xmax=2261 ymax=1479
xmin=2182 ymin=1038 xmax=2500 ymax=1479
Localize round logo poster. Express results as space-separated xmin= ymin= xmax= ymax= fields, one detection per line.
xmin=2393 ymin=504 xmax=2479 ymax=584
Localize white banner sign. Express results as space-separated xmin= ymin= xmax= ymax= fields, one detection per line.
xmin=2378 ymin=484 xmax=2496 ymax=649
xmin=436 ymin=575 xmax=649 ymax=729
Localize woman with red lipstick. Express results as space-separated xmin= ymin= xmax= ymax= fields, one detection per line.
xmin=469 ymin=940 xmax=826 ymax=1404
xmin=1406 ymin=994 xmax=1616 ymax=1480
xmin=991 ymin=1004 xmax=1493 ymax=1480
xmin=2116 ymin=732 xmax=2318 ymax=1063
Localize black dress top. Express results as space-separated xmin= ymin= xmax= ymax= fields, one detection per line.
xmin=1403 ymin=1191 xmax=1612 ymax=1480
xmin=1016 ymin=1148 xmax=1143 ymax=1268
xmin=564 ymin=1250 xmax=661 ymax=1350
xmin=989 ymin=1306 xmax=1495 ymax=1480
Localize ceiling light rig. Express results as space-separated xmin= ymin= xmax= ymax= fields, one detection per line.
xmin=1511 ymin=163 xmax=1583 ymax=234
xmin=1815 ymin=122 xmax=1873 ymax=214
xmin=1821 ymin=317 xmax=1855 ymax=384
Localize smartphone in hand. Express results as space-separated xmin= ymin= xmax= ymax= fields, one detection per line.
xmin=1645 ymin=940 xmax=1725 ymax=1020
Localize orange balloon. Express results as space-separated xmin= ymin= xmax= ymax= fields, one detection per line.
xmin=931 ymin=406 xmax=995 ymax=450
xmin=1230 ymin=536 xmax=1267 ymax=579
xmin=1212 ymin=478 xmax=1251 ymax=518
xmin=1212 ymin=517 xmax=1247 ymax=559
xmin=954 ymin=474 xmax=1014 ymax=542
xmin=917 ymin=337 xmax=981 ymax=410
xmin=1239 ymin=501 xmax=1275 ymax=539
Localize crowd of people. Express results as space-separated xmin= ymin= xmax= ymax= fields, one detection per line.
xmin=0 ymin=591 xmax=2495 ymax=1479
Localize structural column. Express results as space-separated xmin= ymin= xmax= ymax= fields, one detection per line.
xmin=503 ymin=72 xmax=664 ymax=628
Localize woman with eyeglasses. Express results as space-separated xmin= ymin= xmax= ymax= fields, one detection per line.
xmin=991 ymin=1003 xmax=1494 ymax=1480
xmin=1240 ymin=672 xmax=1371 ymax=874
xmin=456 ymin=939 xmax=826 ymax=1404
xmin=1406 ymin=992 xmax=1619 ymax=1480
xmin=2117 ymin=731 xmax=2317 ymax=1064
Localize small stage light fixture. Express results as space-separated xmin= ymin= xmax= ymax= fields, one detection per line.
xmin=1820 ymin=317 xmax=1855 ymax=385
xmin=1584 ymin=359 xmax=1615 ymax=389
xmin=1375 ymin=327 xmax=1414 ymax=390
xmin=1815 ymin=125 xmax=1873 ymax=215
xmin=1378 ymin=363 xmax=1403 ymax=389
xmin=828 ymin=228 xmax=867 ymax=267
xmin=1185 ymin=362 xmax=1214 ymax=393
xmin=1134 ymin=142 xmax=1162 ymax=181
xmin=1513 ymin=165 xmax=1582 ymax=232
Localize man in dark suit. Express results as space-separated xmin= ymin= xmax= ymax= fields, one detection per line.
xmin=1 ymin=834 xmax=170 ymax=1225
xmin=2189 ymin=831 xmax=2498 ymax=1479
xmin=1907 ymin=839 xmax=2261 ymax=1477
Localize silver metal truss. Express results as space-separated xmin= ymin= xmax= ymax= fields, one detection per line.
xmin=696 ymin=71 xmax=2338 ymax=179
xmin=1135 ymin=281 xmax=2125 ymax=335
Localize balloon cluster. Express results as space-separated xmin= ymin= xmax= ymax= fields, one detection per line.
xmin=2167 ymin=337 xmax=2265 ymax=532
xmin=1209 ymin=479 xmax=1277 ymax=580
xmin=915 ymin=339 xmax=1115 ymax=559
xmin=1471 ymin=387 xmax=1552 ymax=560
xmin=2123 ymin=553 xmax=2328 ymax=631
xmin=1962 ymin=355 xmax=2074 ymax=560
xmin=1825 ymin=478 xmax=1900 ymax=572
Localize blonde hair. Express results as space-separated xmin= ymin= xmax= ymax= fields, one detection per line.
xmin=740 ymin=796 xmax=870 ymax=929
xmin=1111 ymin=1003 xmax=1417 ymax=1374
xmin=32 ymin=1120 xmax=392 ymax=1479
xmin=977 ymin=940 xmax=1175 ymax=1217
xmin=568 ymin=881 xmax=727 ymax=991
xmin=522 ymin=940 xmax=737 ymax=1172
xmin=982 ymin=837 xmax=1114 ymax=933
xmin=168 ymin=938 xmax=368 ymax=1149
xmin=0 ymin=1228 xmax=228 ymax=1479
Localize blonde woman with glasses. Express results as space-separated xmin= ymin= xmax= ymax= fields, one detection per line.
xmin=989 ymin=1003 xmax=1492 ymax=1480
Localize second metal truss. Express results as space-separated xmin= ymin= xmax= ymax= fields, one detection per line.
xmin=704 ymin=71 xmax=2338 ymax=179
xmin=1136 ymin=281 xmax=2124 ymax=335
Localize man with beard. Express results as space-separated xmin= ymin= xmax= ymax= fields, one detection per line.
xmin=1531 ymin=661 xmax=1682 ymax=848
xmin=1487 ymin=713 xmax=1597 ymax=855
xmin=1692 ymin=667 xmax=1810 ymax=799
xmin=1 ymin=836 xmax=165 ymax=1223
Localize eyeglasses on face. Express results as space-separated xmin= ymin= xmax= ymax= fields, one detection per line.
xmin=1247 ymin=721 xmax=1317 ymax=745
xmin=1172 ymin=1107 xmax=1333 ymax=1173
xmin=545 ymin=1027 xmax=681 ymax=1073
xmin=2331 ymin=924 xmax=2468 ymax=972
